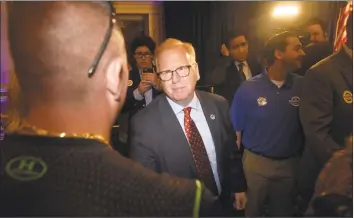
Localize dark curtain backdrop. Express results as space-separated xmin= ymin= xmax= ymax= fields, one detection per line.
xmin=164 ymin=1 xmax=345 ymax=85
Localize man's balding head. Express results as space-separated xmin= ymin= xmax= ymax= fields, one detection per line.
xmin=8 ymin=2 xmax=128 ymax=104
xmin=155 ymin=38 xmax=196 ymax=69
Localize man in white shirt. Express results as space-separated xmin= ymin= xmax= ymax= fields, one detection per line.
xmin=207 ymin=29 xmax=263 ymax=105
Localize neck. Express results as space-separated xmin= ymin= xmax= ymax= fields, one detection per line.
xmin=25 ymin=103 xmax=111 ymax=142
xmin=267 ymin=62 xmax=287 ymax=81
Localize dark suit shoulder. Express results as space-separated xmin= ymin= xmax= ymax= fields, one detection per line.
xmin=197 ymin=90 xmax=229 ymax=106
xmin=307 ymin=51 xmax=340 ymax=76
xmin=130 ymin=94 xmax=165 ymax=126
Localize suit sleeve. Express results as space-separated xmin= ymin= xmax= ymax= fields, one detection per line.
xmin=230 ymin=85 xmax=246 ymax=132
xmin=300 ymin=68 xmax=342 ymax=165
xmin=129 ymin=116 xmax=159 ymax=172
xmin=122 ymin=71 xmax=145 ymax=113
xmin=197 ymin=181 xmax=226 ymax=217
xmin=222 ymin=99 xmax=247 ymax=193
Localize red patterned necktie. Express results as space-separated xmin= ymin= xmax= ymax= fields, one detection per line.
xmin=183 ymin=107 xmax=218 ymax=195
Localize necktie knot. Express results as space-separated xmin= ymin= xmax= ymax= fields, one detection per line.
xmin=238 ymin=62 xmax=244 ymax=70
xmin=183 ymin=107 xmax=192 ymax=117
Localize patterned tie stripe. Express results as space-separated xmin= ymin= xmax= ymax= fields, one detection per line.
xmin=183 ymin=107 xmax=218 ymax=196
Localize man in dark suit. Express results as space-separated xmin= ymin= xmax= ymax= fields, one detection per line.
xmin=130 ymin=38 xmax=247 ymax=215
xmin=297 ymin=11 xmax=353 ymax=213
xmin=123 ymin=35 xmax=161 ymax=117
xmin=207 ymin=30 xmax=263 ymax=105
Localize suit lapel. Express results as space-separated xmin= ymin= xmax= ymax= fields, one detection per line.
xmin=196 ymin=91 xmax=222 ymax=169
xmin=248 ymin=59 xmax=262 ymax=77
xmin=157 ymin=95 xmax=197 ymax=176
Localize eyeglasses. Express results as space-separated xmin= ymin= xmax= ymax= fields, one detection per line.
xmin=88 ymin=2 xmax=116 ymax=77
xmin=134 ymin=52 xmax=152 ymax=59
xmin=157 ymin=65 xmax=193 ymax=81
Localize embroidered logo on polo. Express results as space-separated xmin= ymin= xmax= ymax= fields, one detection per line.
xmin=257 ymin=97 xmax=267 ymax=106
xmin=5 ymin=156 xmax=48 ymax=182
xmin=343 ymin=90 xmax=352 ymax=104
xmin=289 ymin=96 xmax=300 ymax=107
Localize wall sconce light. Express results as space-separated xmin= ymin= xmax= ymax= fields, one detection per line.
xmin=272 ymin=5 xmax=299 ymax=18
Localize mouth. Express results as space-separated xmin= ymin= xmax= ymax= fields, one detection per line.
xmin=172 ymin=87 xmax=185 ymax=92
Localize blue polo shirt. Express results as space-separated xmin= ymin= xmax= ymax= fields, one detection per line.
xmin=230 ymin=72 xmax=304 ymax=158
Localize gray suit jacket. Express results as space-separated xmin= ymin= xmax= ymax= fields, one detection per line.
xmin=129 ymin=91 xmax=246 ymax=195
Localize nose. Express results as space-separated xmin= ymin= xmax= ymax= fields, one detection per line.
xmin=171 ymin=71 xmax=181 ymax=84
xmin=239 ymin=46 xmax=245 ymax=53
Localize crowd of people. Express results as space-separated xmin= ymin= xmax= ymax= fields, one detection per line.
xmin=1 ymin=1 xmax=353 ymax=217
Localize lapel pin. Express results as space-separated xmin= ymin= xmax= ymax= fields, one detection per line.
xmin=127 ymin=80 xmax=133 ymax=87
xmin=210 ymin=114 xmax=215 ymax=120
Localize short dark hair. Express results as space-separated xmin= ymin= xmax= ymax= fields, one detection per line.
xmin=304 ymin=17 xmax=327 ymax=32
xmin=223 ymin=29 xmax=248 ymax=48
xmin=130 ymin=35 xmax=156 ymax=54
xmin=263 ymin=31 xmax=299 ymax=66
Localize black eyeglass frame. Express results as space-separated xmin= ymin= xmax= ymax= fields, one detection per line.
xmin=157 ymin=64 xmax=196 ymax=81
xmin=87 ymin=2 xmax=117 ymax=77
xmin=133 ymin=52 xmax=153 ymax=59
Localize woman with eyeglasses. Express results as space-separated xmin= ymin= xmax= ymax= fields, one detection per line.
xmin=123 ymin=35 xmax=162 ymax=117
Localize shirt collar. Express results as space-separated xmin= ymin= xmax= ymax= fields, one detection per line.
xmin=234 ymin=60 xmax=248 ymax=68
xmin=262 ymin=68 xmax=294 ymax=89
xmin=166 ymin=92 xmax=200 ymax=115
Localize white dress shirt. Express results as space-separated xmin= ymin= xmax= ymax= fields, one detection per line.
xmin=235 ymin=60 xmax=252 ymax=80
xmin=166 ymin=93 xmax=222 ymax=194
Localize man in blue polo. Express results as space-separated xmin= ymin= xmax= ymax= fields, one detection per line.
xmin=230 ymin=31 xmax=305 ymax=216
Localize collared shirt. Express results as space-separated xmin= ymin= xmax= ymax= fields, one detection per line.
xmin=235 ymin=60 xmax=252 ymax=80
xmin=166 ymin=94 xmax=222 ymax=194
xmin=230 ymin=72 xmax=304 ymax=158
xmin=132 ymin=69 xmax=153 ymax=105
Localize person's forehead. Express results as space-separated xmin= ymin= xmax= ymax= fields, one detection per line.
xmin=286 ymin=36 xmax=302 ymax=47
xmin=135 ymin=46 xmax=151 ymax=53
xmin=158 ymin=48 xmax=189 ymax=66
xmin=307 ymin=24 xmax=323 ymax=32
xmin=229 ymin=35 xmax=247 ymax=45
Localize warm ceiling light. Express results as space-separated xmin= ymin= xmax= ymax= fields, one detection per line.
xmin=272 ymin=5 xmax=299 ymax=17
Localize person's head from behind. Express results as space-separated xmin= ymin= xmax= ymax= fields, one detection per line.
xmin=300 ymin=42 xmax=332 ymax=75
xmin=155 ymin=39 xmax=199 ymax=106
xmin=131 ymin=35 xmax=156 ymax=70
xmin=263 ymin=31 xmax=305 ymax=72
xmin=224 ymin=29 xmax=249 ymax=62
xmin=7 ymin=2 xmax=129 ymax=132
xmin=304 ymin=17 xmax=327 ymax=43
xmin=345 ymin=10 xmax=353 ymax=50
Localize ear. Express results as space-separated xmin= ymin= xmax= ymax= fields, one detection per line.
xmin=274 ymin=49 xmax=283 ymax=61
xmin=194 ymin=63 xmax=200 ymax=81
xmin=106 ymin=58 xmax=124 ymax=102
